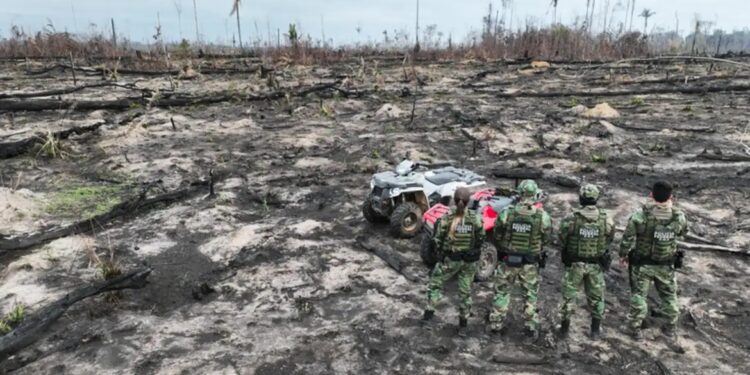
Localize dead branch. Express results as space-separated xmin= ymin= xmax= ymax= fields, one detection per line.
xmin=0 ymin=81 xmax=342 ymax=112
xmin=0 ymin=82 xmax=152 ymax=100
xmin=0 ymin=177 xmax=216 ymax=253
xmin=677 ymin=241 xmax=748 ymax=256
xmin=611 ymin=122 xmax=715 ymax=133
xmin=24 ymin=63 xmax=260 ymax=77
xmin=493 ymin=84 xmax=750 ymax=98
xmin=491 ymin=354 xmax=549 ymax=365
xmin=355 ymin=236 xmax=420 ymax=282
xmin=0 ymin=268 xmax=152 ymax=361
xmin=492 ymin=167 xmax=581 ymax=188
xmin=0 ymin=111 xmax=142 ymax=159
xmin=696 ymin=149 xmax=750 ymax=162
xmin=590 ymin=56 xmax=750 ymax=70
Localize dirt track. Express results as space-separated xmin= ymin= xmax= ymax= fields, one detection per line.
xmin=1 ymin=57 xmax=749 ymax=374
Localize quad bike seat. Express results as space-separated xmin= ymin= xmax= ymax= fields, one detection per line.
xmin=426 ymin=171 xmax=462 ymax=185
xmin=425 ymin=167 xmax=484 ymax=185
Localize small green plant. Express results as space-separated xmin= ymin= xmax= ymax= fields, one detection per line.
xmin=262 ymin=196 xmax=269 ymax=212
xmin=631 ymin=96 xmax=645 ymax=106
xmin=0 ymin=304 xmax=26 ymax=334
xmin=0 ymin=320 xmax=11 ymax=334
xmin=651 ymin=142 xmax=667 ymax=152
xmin=682 ymin=104 xmax=693 ymax=112
xmin=36 ymin=131 xmax=67 ymax=159
xmin=591 ymin=154 xmax=607 ymax=163
xmin=99 ymin=260 xmax=123 ymax=281
xmin=320 ymin=101 xmax=335 ymax=118
xmin=294 ymin=298 xmax=313 ymax=318
xmin=567 ymin=97 xmax=580 ymax=107
xmin=370 ymin=149 xmax=381 ymax=159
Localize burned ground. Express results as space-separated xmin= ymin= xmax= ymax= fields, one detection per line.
xmin=0 ymin=56 xmax=749 ymax=374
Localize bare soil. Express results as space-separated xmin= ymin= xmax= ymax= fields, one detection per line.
xmin=1 ymin=57 xmax=749 ymax=374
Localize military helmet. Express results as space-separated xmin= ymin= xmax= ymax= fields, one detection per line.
xmin=517 ymin=179 xmax=539 ymax=198
xmin=579 ymin=184 xmax=600 ymax=201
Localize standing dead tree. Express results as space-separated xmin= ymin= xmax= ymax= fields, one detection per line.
xmin=640 ymin=8 xmax=655 ymax=36
xmin=192 ymin=0 xmax=200 ymax=43
xmin=230 ymin=0 xmax=243 ymax=50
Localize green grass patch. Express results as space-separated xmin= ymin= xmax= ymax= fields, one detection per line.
xmin=46 ymin=185 xmax=124 ymax=220
xmin=591 ymin=154 xmax=607 ymax=163
xmin=0 ymin=304 xmax=26 ymax=335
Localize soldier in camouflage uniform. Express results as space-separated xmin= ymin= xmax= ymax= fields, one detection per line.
xmin=489 ymin=180 xmax=552 ymax=338
xmin=558 ymin=184 xmax=615 ymax=339
xmin=619 ymin=181 xmax=688 ymax=340
xmin=423 ymin=188 xmax=485 ymax=334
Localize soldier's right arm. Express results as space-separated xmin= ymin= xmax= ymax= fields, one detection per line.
xmin=618 ymin=210 xmax=642 ymax=258
xmin=433 ymin=217 xmax=447 ymax=247
xmin=558 ymin=214 xmax=574 ymax=249
xmin=493 ymin=207 xmax=511 ymax=238
xmin=605 ymin=211 xmax=616 ymax=247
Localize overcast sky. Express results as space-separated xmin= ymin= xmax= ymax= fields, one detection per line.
xmin=0 ymin=0 xmax=745 ymax=45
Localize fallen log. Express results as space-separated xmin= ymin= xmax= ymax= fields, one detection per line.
xmin=491 ymin=354 xmax=549 ymax=365
xmin=0 ymin=80 xmax=341 ymax=112
xmin=495 ymin=84 xmax=750 ymax=98
xmin=0 ymin=268 xmax=152 ymax=361
xmin=612 ymin=122 xmax=715 ymax=133
xmin=696 ymin=150 xmax=750 ymax=162
xmin=0 ymin=179 xmax=211 ymax=253
xmin=677 ymin=241 xmax=748 ymax=256
xmin=0 ymin=111 xmax=142 ymax=159
xmin=355 ymin=236 xmax=420 ymax=282
xmin=0 ymin=82 xmax=151 ymax=100
xmin=25 ymin=63 xmax=261 ymax=77
xmin=492 ymin=168 xmax=581 ymax=188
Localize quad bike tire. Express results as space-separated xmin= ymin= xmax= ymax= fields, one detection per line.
xmin=362 ymin=195 xmax=387 ymax=223
xmin=420 ymin=233 xmax=439 ymax=269
xmin=389 ymin=202 xmax=423 ymax=238
xmin=475 ymin=241 xmax=498 ymax=281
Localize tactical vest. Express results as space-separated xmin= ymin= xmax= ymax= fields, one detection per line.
xmin=497 ymin=206 xmax=544 ymax=256
xmin=442 ymin=211 xmax=479 ymax=253
xmin=634 ymin=207 xmax=682 ymax=262
xmin=566 ymin=209 xmax=608 ymax=259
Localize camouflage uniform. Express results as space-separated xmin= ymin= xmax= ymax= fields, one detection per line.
xmin=619 ymin=201 xmax=688 ymax=332
xmin=489 ymin=180 xmax=552 ymax=332
xmin=558 ymin=185 xmax=615 ymax=323
xmin=426 ymin=208 xmax=485 ymax=319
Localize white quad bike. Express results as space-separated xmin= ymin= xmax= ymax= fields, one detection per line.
xmin=362 ymin=160 xmax=486 ymax=238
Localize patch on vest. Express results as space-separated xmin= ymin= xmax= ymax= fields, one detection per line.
xmin=512 ymin=222 xmax=532 ymax=233
xmin=579 ymin=227 xmax=600 ymax=238
xmin=654 ymin=230 xmax=675 ymax=242
xmin=455 ymin=224 xmax=473 ymax=234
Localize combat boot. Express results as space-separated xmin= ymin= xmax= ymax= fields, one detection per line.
xmin=421 ymin=310 xmax=435 ymax=329
xmin=630 ymin=327 xmax=642 ymax=340
xmin=590 ymin=318 xmax=601 ymax=340
xmin=524 ymin=327 xmax=539 ymax=340
xmin=559 ymin=319 xmax=570 ymax=337
xmin=662 ymin=324 xmax=677 ymax=339
xmin=457 ymin=317 xmax=468 ymax=337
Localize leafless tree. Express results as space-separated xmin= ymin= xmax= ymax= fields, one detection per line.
xmin=174 ymin=0 xmax=183 ymax=40
xmin=640 ymin=8 xmax=655 ymax=35
xmin=230 ymin=0 xmax=243 ymax=50
xmin=192 ymin=0 xmax=200 ymax=42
